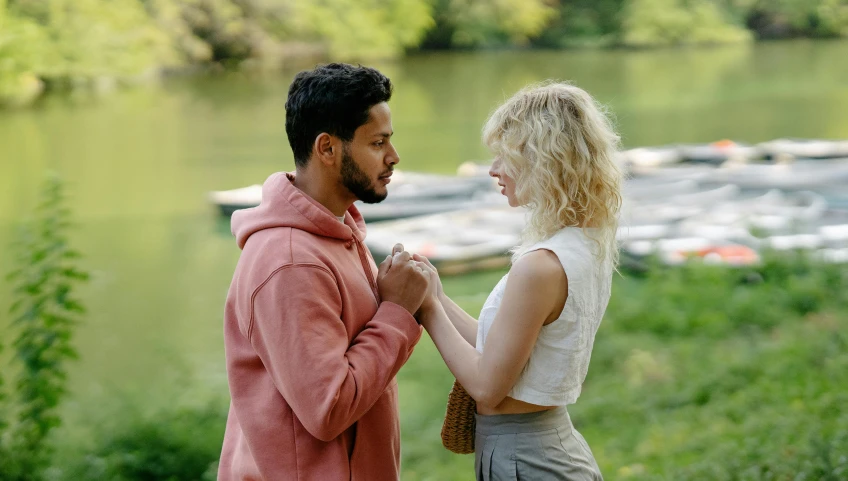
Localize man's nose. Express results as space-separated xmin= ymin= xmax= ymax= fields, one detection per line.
xmin=386 ymin=143 xmax=400 ymax=165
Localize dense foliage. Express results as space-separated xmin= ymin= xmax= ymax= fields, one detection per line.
xmin=2 ymin=0 xmax=848 ymax=106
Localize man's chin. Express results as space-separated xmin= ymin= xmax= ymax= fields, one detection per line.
xmin=359 ymin=193 xmax=388 ymax=204
xmin=357 ymin=187 xmax=388 ymax=204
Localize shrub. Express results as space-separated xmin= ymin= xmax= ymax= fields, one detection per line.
xmin=1 ymin=174 xmax=88 ymax=481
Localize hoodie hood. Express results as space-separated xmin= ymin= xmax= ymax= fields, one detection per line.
xmin=232 ymin=172 xmax=367 ymax=250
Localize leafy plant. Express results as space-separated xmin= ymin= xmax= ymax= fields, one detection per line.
xmin=66 ymin=404 xmax=226 ymax=481
xmin=1 ymin=173 xmax=88 ymax=481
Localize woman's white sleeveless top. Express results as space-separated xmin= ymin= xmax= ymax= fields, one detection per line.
xmin=475 ymin=228 xmax=612 ymax=406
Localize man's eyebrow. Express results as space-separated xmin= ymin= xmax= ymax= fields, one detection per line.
xmin=374 ymin=132 xmax=393 ymax=138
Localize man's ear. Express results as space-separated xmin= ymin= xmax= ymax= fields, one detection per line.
xmin=313 ymin=133 xmax=341 ymax=167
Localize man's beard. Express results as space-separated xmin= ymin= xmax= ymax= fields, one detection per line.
xmin=340 ymin=146 xmax=388 ymax=204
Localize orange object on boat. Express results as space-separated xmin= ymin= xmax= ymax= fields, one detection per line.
xmin=695 ymin=245 xmax=760 ymax=265
xmin=711 ymin=139 xmax=737 ymax=149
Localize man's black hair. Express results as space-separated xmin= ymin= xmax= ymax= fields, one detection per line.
xmin=285 ymin=63 xmax=393 ymax=167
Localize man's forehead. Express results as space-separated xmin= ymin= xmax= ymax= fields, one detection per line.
xmin=367 ymin=102 xmax=391 ymax=122
xmin=360 ymin=103 xmax=392 ymax=133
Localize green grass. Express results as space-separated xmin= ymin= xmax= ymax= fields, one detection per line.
xmin=45 ymin=255 xmax=848 ymax=480
xmin=398 ymin=256 xmax=848 ymax=480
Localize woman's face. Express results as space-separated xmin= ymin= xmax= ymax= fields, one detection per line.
xmin=489 ymin=156 xmax=520 ymax=207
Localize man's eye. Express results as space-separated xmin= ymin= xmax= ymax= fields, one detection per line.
xmin=374 ymin=141 xmax=384 ymax=146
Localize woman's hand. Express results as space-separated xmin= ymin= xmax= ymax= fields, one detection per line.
xmin=413 ymin=253 xmax=443 ymax=299
xmin=411 ymin=254 xmax=442 ymax=325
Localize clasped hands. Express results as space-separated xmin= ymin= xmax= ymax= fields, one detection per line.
xmin=376 ymin=243 xmax=443 ymax=323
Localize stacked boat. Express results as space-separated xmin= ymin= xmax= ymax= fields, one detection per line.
xmin=209 ymin=138 xmax=848 ymax=273
xmin=620 ymin=138 xmax=848 ymax=171
xmin=208 ymin=170 xmax=496 ymax=222
xmin=365 ymin=183 xmax=848 ymax=270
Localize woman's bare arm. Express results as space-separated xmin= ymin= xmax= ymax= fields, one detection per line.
xmin=418 ymin=250 xmax=567 ymax=408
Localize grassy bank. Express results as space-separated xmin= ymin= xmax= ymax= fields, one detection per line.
xmin=399 ymin=257 xmax=848 ymax=480
xmin=37 ymin=254 xmax=847 ymax=480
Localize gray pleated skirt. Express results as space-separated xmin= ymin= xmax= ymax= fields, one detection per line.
xmin=474 ymin=407 xmax=603 ymax=481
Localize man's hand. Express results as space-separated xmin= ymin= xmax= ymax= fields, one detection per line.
xmin=377 ymin=244 xmax=430 ymax=316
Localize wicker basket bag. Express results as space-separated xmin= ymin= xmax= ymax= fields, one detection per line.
xmin=440 ymin=380 xmax=477 ymax=454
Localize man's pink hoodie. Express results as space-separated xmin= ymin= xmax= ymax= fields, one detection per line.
xmin=218 ymin=172 xmax=422 ymax=481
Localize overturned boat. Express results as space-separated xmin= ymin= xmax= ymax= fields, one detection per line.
xmin=209 ymin=170 xmax=498 ymax=222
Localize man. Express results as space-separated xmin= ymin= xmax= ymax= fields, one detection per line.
xmin=218 ymin=63 xmax=431 ymax=480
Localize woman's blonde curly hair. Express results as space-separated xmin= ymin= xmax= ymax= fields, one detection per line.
xmin=483 ymin=81 xmax=623 ymax=267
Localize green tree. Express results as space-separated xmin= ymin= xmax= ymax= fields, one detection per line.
xmin=621 ymin=0 xmax=751 ymax=46
xmin=817 ymin=0 xmax=848 ymax=36
xmin=738 ymin=0 xmax=848 ymax=38
xmin=288 ymin=0 xmax=435 ymax=59
xmin=1 ymin=0 xmax=441 ymax=106
xmin=142 ymin=0 xmax=289 ymax=66
xmin=0 ymin=1 xmax=50 ymax=106
xmin=2 ymin=0 xmax=175 ymax=96
xmin=532 ymin=0 xmax=626 ymax=47
xmin=422 ymin=0 xmax=557 ymax=48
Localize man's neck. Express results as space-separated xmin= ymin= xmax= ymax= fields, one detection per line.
xmin=292 ymin=168 xmax=354 ymax=217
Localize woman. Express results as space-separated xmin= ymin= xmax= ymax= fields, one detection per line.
xmin=415 ymin=82 xmax=623 ymax=480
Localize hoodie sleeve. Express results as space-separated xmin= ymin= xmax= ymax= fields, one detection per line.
xmin=248 ymin=264 xmax=422 ymax=442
